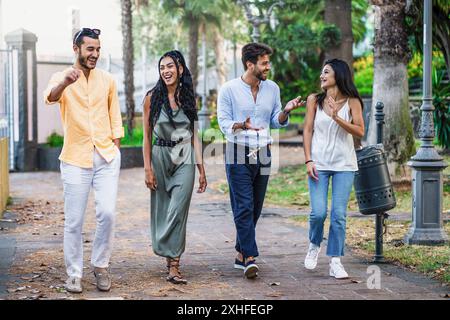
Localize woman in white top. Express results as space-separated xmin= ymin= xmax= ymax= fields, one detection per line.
xmin=303 ymin=59 xmax=365 ymax=279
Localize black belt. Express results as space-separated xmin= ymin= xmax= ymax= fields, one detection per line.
xmin=154 ymin=137 xmax=184 ymax=147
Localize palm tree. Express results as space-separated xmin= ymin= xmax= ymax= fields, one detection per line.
xmin=407 ymin=0 xmax=450 ymax=78
xmin=324 ymin=0 xmax=354 ymax=70
xmin=121 ymin=0 xmax=136 ymax=136
xmin=211 ymin=2 xmax=244 ymax=88
xmin=161 ymin=0 xmax=229 ymax=94
xmin=368 ymin=0 xmax=415 ymax=174
xmin=212 ymin=26 xmax=227 ymax=87
xmin=186 ymin=10 xmax=200 ymax=91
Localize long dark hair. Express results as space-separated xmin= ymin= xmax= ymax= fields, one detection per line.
xmin=146 ymin=50 xmax=198 ymax=131
xmin=316 ymin=59 xmax=363 ymax=111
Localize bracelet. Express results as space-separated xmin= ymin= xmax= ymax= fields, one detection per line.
xmin=283 ymin=109 xmax=290 ymax=116
xmin=305 ymin=160 xmax=314 ymax=165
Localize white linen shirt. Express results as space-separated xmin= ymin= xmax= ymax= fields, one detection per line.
xmin=217 ymin=77 xmax=288 ymax=148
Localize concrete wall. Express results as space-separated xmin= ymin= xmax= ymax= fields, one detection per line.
xmin=0 ymin=138 xmax=9 ymax=213
xmin=36 ymin=61 xmax=70 ymax=143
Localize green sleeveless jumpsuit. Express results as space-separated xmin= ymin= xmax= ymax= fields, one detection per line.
xmin=150 ymin=106 xmax=195 ymax=258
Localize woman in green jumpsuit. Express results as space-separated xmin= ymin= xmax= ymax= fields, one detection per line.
xmin=142 ymin=51 xmax=207 ymax=284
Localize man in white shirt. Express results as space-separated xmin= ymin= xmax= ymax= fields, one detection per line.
xmin=217 ymin=43 xmax=304 ymax=279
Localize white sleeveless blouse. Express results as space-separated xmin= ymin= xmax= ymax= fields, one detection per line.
xmin=311 ymin=100 xmax=358 ymax=172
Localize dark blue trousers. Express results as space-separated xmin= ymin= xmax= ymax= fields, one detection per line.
xmin=225 ymin=143 xmax=271 ymax=259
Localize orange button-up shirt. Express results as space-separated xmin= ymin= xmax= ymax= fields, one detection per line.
xmin=44 ymin=68 xmax=124 ymax=168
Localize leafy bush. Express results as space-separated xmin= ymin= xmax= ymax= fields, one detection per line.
xmin=354 ymin=51 xmax=448 ymax=98
xmin=354 ymin=54 xmax=374 ymax=96
xmin=46 ymin=132 xmax=64 ymax=147
xmin=209 ymin=114 xmax=219 ymax=130
xmin=122 ymin=125 xmax=144 ymax=147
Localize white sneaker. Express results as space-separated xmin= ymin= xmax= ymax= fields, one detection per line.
xmin=65 ymin=276 xmax=82 ymax=293
xmin=329 ymin=258 xmax=349 ymax=279
xmin=304 ymin=243 xmax=321 ymax=270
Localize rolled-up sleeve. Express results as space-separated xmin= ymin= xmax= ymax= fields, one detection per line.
xmin=43 ymin=72 xmax=64 ymax=105
xmin=108 ymin=77 xmax=125 ymax=139
xmin=217 ymin=86 xmax=236 ymax=135
xmin=270 ymin=85 xmax=289 ymax=129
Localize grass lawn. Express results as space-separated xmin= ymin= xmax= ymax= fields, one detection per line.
xmin=121 ymin=125 xmax=144 ymax=147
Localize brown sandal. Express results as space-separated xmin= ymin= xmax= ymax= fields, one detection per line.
xmin=166 ymin=258 xmax=188 ymax=285
xmin=166 ymin=258 xmax=171 ymax=274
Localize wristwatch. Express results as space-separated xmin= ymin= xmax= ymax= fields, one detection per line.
xmin=242 ymin=121 xmax=247 ymax=130
xmin=283 ymin=109 xmax=290 ymax=116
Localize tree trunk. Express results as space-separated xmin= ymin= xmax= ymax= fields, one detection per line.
xmin=212 ymin=26 xmax=227 ymax=89
xmin=324 ymin=0 xmax=354 ymax=72
xmin=368 ymin=0 xmax=415 ymax=176
xmin=188 ymin=13 xmax=199 ymax=94
xmin=121 ymin=0 xmax=135 ymax=136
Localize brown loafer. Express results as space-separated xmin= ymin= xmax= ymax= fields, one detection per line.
xmin=94 ymin=268 xmax=111 ymax=292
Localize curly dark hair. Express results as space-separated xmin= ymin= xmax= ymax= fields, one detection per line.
xmin=146 ymin=50 xmax=198 ymax=131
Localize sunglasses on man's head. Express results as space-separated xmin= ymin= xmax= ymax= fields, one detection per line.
xmin=74 ymin=28 xmax=101 ymax=44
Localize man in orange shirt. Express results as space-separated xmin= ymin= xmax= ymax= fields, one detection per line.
xmin=44 ymin=28 xmax=124 ymax=294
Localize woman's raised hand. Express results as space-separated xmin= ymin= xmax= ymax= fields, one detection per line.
xmin=327 ymin=97 xmax=339 ymax=120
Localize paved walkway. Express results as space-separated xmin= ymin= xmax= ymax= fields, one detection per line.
xmin=0 ymin=146 xmax=448 ymax=300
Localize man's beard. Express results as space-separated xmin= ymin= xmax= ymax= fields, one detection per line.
xmin=254 ymin=69 xmax=267 ymax=81
xmin=78 ymin=55 xmax=96 ymax=70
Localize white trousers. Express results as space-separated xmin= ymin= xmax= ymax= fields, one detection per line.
xmin=60 ymin=148 xmax=121 ymax=278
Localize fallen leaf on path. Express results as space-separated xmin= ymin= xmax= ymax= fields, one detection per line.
xmin=166 ymin=287 xmax=187 ymax=294
xmin=269 ymin=282 xmax=280 ymax=286
xmin=83 ymin=297 xmax=125 ymax=300
xmin=351 ymin=280 xmax=363 ymax=284
xmin=147 ymin=291 xmax=169 ymax=297
xmin=266 ymin=291 xmax=283 ymax=298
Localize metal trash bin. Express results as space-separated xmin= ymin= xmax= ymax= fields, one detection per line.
xmin=354 ymin=144 xmax=396 ymax=215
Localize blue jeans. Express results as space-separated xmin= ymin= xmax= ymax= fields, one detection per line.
xmin=308 ymin=171 xmax=355 ymax=257
xmin=225 ymin=143 xmax=271 ymax=259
